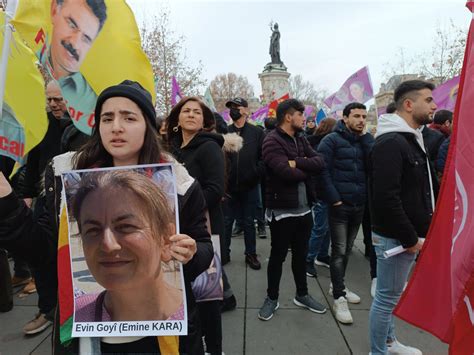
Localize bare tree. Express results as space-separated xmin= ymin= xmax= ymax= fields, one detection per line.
xmin=419 ymin=20 xmax=466 ymax=82
xmin=140 ymin=9 xmax=206 ymax=116
xmin=289 ymin=74 xmax=329 ymax=110
xmin=382 ymin=20 xmax=467 ymax=84
xmin=210 ymin=73 xmax=254 ymax=112
xmin=381 ymin=47 xmax=418 ymax=82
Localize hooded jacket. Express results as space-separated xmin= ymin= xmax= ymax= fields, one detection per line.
xmin=0 ymin=152 xmax=213 ymax=355
xmin=317 ymin=120 xmax=374 ymax=206
xmin=369 ymin=113 xmax=438 ymax=248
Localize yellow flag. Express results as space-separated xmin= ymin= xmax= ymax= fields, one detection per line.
xmin=0 ymin=11 xmax=48 ymax=164
xmin=12 ymin=0 xmax=155 ymax=135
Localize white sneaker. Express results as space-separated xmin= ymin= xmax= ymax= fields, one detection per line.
xmin=371 ymin=278 xmax=377 ymax=298
xmin=329 ymin=283 xmax=361 ymax=304
xmin=387 ymin=340 xmax=422 ymax=354
xmin=333 ymin=296 xmax=353 ymax=324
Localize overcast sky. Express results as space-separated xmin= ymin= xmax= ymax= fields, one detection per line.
xmin=127 ymin=0 xmax=470 ymax=98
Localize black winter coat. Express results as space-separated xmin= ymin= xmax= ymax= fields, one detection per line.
xmin=369 ymin=132 xmax=439 ymax=248
xmin=227 ymin=122 xmax=265 ymax=192
xmin=422 ymin=125 xmax=445 ymax=166
xmin=0 ymin=153 xmax=213 ymax=354
xmin=317 ymin=120 xmax=374 ymax=206
xmin=436 ymin=136 xmax=450 ymax=175
xmin=170 ymin=132 xmax=225 ymax=238
xmin=262 ymin=128 xmax=325 ymax=209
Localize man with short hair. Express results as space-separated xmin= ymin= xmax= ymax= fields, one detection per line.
xmin=318 ymin=102 xmax=374 ymax=324
xmin=430 ymin=109 xmax=453 ymax=138
xmin=258 ymin=99 xmax=327 ymax=321
xmin=38 ymin=0 xmax=107 ymax=130
xmin=19 ymin=81 xmax=88 ymax=335
xmin=224 ymin=97 xmax=265 ymax=270
xmin=369 ymin=80 xmax=438 ymax=354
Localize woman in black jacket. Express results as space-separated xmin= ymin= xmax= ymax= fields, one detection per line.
xmin=166 ymin=97 xmax=228 ymax=355
xmin=0 ymin=81 xmax=213 ymax=354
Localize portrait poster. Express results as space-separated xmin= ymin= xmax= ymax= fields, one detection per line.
xmin=61 ymin=164 xmax=187 ymax=337
xmin=192 ymin=235 xmax=224 ymax=303
xmin=324 ymin=66 xmax=374 ymax=113
xmin=12 ymin=0 xmax=155 ymax=135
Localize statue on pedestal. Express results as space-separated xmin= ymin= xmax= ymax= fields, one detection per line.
xmin=269 ymin=23 xmax=281 ymax=64
xmin=265 ymin=21 xmax=286 ymax=72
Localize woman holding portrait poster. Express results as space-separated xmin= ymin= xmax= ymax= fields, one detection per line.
xmin=0 ymin=81 xmax=213 ymax=354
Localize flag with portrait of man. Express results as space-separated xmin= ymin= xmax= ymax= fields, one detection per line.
xmin=11 ymin=0 xmax=155 ymax=135
xmin=0 ymin=9 xmax=48 ymax=164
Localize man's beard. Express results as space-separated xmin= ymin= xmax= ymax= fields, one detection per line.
xmin=413 ymin=112 xmax=433 ymax=126
xmin=291 ymin=122 xmax=304 ymax=132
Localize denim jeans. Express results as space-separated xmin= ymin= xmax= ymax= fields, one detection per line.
xmin=328 ymin=203 xmax=364 ymax=299
xmin=224 ymin=186 xmax=258 ymax=255
xmin=306 ymin=200 xmax=330 ymax=263
xmin=369 ymin=233 xmax=417 ymax=354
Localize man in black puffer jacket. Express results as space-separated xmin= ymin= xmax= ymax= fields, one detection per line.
xmin=224 ymin=97 xmax=265 ymax=270
xmin=318 ymin=102 xmax=374 ymax=324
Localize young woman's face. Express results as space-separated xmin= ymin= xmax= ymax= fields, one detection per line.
xmin=79 ymin=187 xmax=170 ymax=291
xmin=178 ymin=100 xmax=204 ymax=134
xmin=99 ymin=97 xmax=147 ymax=166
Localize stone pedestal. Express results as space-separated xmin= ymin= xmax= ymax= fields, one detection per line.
xmin=258 ymin=64 xmax=291 ymax=104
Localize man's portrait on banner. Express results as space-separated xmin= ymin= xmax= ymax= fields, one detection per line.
xmin=49 ymin=0 xmax=107 ymax=79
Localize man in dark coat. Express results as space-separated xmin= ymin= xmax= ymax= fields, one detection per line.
xmin=318 ymin=102 xmax=374 ymax=324
xmin=258 ymin=99 xmax=326 ymax=321
xmin=224 ymin=97 xmax=265 ymax=270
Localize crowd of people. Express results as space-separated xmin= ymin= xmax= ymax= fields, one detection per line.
xmin=0 ymin=77 xmax=452 ymax=354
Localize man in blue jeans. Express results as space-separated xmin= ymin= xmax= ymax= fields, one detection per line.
xmin=369 ymin=80 xmax=438 ymax=354
xmin=318 ymin=102 xmax=374 ymax=324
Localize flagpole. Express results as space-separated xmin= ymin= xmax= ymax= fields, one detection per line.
xmin=0 ymin=0 xmax=19 ymax=117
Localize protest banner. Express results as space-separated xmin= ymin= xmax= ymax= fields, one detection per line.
xmin=303 ymin=105 xmax=315 ymax=119
xmin=59 ymin=164 xmax=187 ymax=339
xmin=432 ymin=75 xmax=460 ymax=111
xmin=203 ymin=86 xmax=216 ymax=112
xmin=324 ymin=66 xmax=374 ymax=115
xmin=171 ymin=76 xmax=183 ymax=107
xmin=250 ymin=105 xmax=269 ymax=126
xmin=395 ymin=3 xmax=474 ymax=352
xmin=315 ymin=108 xmax=326 ymax=125
xmin=192 ymin=235 xmax=223 ymax=302
xmin=267 ymin=93 xmax=290 ymax=118
xmin=0 ymin=7 xmax=48 ymax=164
xmin=220 ymin=109 xmax=231 ymax=123
xmin=11 ymin=0 xmax=155 ymax=135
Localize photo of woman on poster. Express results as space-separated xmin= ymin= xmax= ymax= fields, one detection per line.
xmin=67 ymin=169 xmax=184 ymax=323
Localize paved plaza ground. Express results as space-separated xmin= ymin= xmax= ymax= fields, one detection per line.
xmin=0 ymin=229 xmax=448 ymax=355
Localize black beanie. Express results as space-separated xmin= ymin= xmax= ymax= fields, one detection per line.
xmin=94 ymin=80 xmax=157 ymax=130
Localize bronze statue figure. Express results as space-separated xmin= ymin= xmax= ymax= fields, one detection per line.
xmin=269 ymin=22 xmax=281 ymax=65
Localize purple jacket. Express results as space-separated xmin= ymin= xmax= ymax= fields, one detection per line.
xmin=262 ymin=127 xmax=325 ymax=209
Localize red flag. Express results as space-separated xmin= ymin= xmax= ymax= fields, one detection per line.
xmin=267 ymin=93 xmax=290 ymax=118
xmin=394 ymin=3 xmax=474 ymax=354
